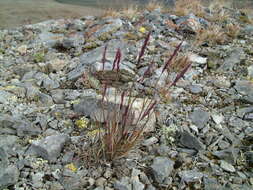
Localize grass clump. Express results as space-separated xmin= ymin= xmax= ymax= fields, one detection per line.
xmin=194 ymin=24 xmax=227 ymax=46
xmin=174 ymin=0 xmax=205 ymax=17
xmin=80 ymin=32 xmax=191 ymax=162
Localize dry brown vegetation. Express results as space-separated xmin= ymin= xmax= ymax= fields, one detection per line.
xmin=194 ymin=24 xmax=227 ymax=46
xmin=174 ymin=0 xmax=205 ymax=17
xmin=225 ymin=23 xmax=241 ymax=38
xmin=146 ymin=0 xmax=163 ymax=11
xmin=102 ymin=5 xmax=139 ymax=19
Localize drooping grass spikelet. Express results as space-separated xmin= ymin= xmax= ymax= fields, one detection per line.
xmin=170 ymin=62 xmax=191 ymax=86
xmin=162 ymin=41 xmax=183 ymax=74
xmin=137 ymin=32 xmax=151 ymax=65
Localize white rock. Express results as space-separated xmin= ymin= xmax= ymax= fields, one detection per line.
xmin=189 ymin=53 xmax=207 ymax=64
xmin=220 ymin=160 xmax=235 ymax=172
xmin=211 ymin=113 xmax=224 ymax=124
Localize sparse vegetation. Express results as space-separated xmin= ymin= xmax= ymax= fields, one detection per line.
xmin=225 ymin=23 xmax=241 ymax=38
xmin=146 ymin=0 xmax=163 ymax=11
xmin=174 ymin=0 xmax=205 ymax=17
xmin=194 ymin=24 xmax=227 ymax=46
xmin=81 ymin=33 xmax=191 ymax=161
xmin=33 ymin=51 xmax=45 ymax=63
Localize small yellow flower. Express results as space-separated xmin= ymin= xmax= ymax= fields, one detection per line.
xmin=139 ymin=27 xmax=146 ymax=33
xmin=75 ymin=117 xmax=89 ymax=129
xmin=65 ymin=163 xmax=77 ymax=172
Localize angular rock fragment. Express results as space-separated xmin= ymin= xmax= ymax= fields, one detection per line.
xmin=150 ymin=157 xmax=174 ymax=184
xmin=190 ymin=108 xmax=210 ymax=129
xmin=179 ymin=170 xmax=204 ymax=183
xmin=0 ymin=165 xmax=19 ymax=189
xmin=179 ymin=130 xmax=204 ymax=151
xmin=30 ymin=134 xmax=70 ymax=162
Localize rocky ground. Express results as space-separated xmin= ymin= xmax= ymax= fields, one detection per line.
xmin=0 ymin=3 xmax=253 ymax=190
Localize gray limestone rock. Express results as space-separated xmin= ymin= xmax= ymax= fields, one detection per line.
xmin=234 ymin=80 xmax=253 ymax=104
xmin=92 ymin=18 xmax=123 ymax=38
xmin=245 ymin=151 xmax=253 ymax=167
xmin=0 ymin=165 xmax=19 ymax=189
xmin=150 ymin=157 xmax=174 ymax=184
xmin=0 ymin=90 xmax=16 ymax=104
xmin=188 ymin=84 xmax=203 ymax=94
xmin=190 ymin=108 xmax=210 ymax=129
xmin=68 ymin=39 xmax=131 ymax=81
xmin=247 ymin=65 xmax=253 ymax=79
xmin=219 ymin=48 xmax=245 ymax=71
xmin=114 ymin=177 xmax=132 ymax=190
xmin=34 ymin=72 xmax=60 ymax=90
xmin=30 ymin=134 xmax=70 ymax=162
xmin=220 ymin=160 xmax=236 ymax=172
xmin=179 ymin=170 xmax=204 ymax=183
xmin=212 ymin=148 xmax=239 ymax=164
xmin=179 ymin=130 xmax=204 ymax=151
xmin=0 ymin=147 xmax=9 ymax=166
xmin=0 ymin=115 xmax=41 ymax=136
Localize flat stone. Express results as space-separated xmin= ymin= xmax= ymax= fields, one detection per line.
xmin=188 ymin=53 xmax=207 ymax=65
xmin=244 ymin=113 xmax=253 ymax=121
xmin=234 ymin=80 xmax=253 ymax=104
xmin=31 ymin=172 xmax=44 ymax=188
xmin=34 ymin=72 xmax=60 ymax=90
xmin=0 ymin=165 xmax=19 ymax=189
xmin=0 ymin=115 xmax=41 ymax=136
xmin=211 ymin=113 xmax=224 ymax=125
xmin=179 ymin=170 xmax=204 ymax=183
xmin=95 ymin=177 xmax=107 ymax=187
xmin=114 ymin=177 xmax=131 ymax=190
xmin=0 ymin=147 xmax=9 ymax=166
xmin=68 ymin=39 xmax=131 ymax=81
xmin=212 ymin=149 xmax=239 ymax=164
xmin=245 ymin=151 xmax=253 ymax=167
xmin=142 ymin=137 xmax=158 ymax=146
xmin=37 ymin=31 xmax=64 ymax=48
xmin=91 ymin=18 xmax=123 ymax=38
xmin=30 ymin=134 xmax=70 ymax=162
xmin=0 ymin=90 xmax=16 ymax=104
xmin=247 ymin=65 xmax=253 ymax=79
xmin=190 ymin=108 xmax=210 ymax=129
xmin=220 ymin=160 xmax=236 ymax=172
xmin=219 ymin=48 xmax=245 ymax=71
xmin=188 ymin=84 xmax=203 ymax=94
xmin=179 ymin=130 xmax=204 ymax=151
xmin=132 ymin=176 xmax=145 ymax=190
xmin=204 ymin=178 xmax=222 ymax=190
xmin=237 ymin=106 xmax=253 ymax=118
xmin=218 ymin=140 xmax=230 ymax=150
xmin=150 ymin=157 xmax=174 ymax=184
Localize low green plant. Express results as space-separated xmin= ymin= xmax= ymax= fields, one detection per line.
xmin=33 ymin=51 xmax=45 ymax=63
xmin=82 ymin=32 xmax=191 ymax=161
